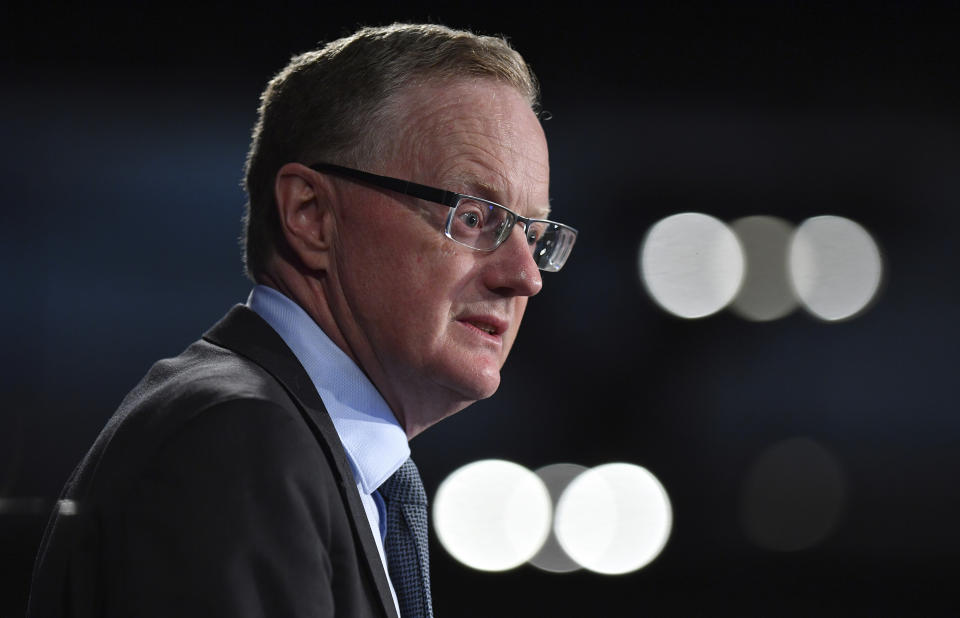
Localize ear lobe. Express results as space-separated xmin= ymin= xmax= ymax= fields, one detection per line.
xmin=274 ymin=162 xmax=335 ymax=272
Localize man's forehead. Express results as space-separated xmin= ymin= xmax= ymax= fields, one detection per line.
xmin=389 ymin=79 xmax=550 ymax=218
xmin=391 ymin=78 xmax=545 ymax=154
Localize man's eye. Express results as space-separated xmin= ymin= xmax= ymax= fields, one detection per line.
xmin=460 ymin=211 xmax=482 ymax=228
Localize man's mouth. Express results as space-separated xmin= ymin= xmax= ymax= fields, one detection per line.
xmin=469 ymin=321 xmax=498 ymax=334
xmin=458 ymin=315 xmax=507 ymax=337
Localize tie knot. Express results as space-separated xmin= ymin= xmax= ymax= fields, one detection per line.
xmin=380 ymin=457 xmax=427 ymax=506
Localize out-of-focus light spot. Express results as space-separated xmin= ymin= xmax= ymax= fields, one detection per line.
xmin=58 ymin=499 xmax=78 ymax=516
xmin=0 ymin=498 xmax=50 ymax=515
xmin=730 ymin=216 xmax=799 ymax=321
xmin=789 ymin=216 xmax=883 ymax=321
xmin=554 ymin=463 xmax=672 ymax=574
xmin=740 ymin=437 xmax=845 ymax=552
xmin=640 ymin=213 xmax=745 ymax=318
xmin=433 ymin=459 xmax=552 ymax=572
xmin=0 ymin=497 xmax=46 ymax=514
xmin=529 ymin=463 xmax=588 ymax=573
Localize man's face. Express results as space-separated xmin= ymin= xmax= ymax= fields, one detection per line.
xmin=325 ymin=78 xmax=550 ymax=436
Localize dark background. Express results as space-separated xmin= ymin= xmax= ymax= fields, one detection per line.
xmin=3 ymin=2 xmax=959 ymax=616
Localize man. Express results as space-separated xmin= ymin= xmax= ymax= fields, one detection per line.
xmin=28 ymin=23 xmax=577 ymax=617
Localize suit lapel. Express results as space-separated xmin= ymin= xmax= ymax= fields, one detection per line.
xmin=204 ymin=305 xmax=400 ymax=618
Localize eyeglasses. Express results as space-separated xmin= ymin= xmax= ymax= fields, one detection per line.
xmin=309 ymin=162 xmax=578 ymax=272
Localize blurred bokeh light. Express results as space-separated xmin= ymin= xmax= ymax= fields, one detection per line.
xmin=730 ymin=216 xmax=799 ymax=321
xmin=640 ymin=213 xmax=745 ymax=318
xmin=433 ymin=459 xmax=552 ymax=571
xmin=739 ymin=437 xmax=846 ymax=552
xmin=641 ymin=213 xmax=883 ymax=322
xmin=529 ymin=463 xmax=588 ymax=573
xmin=789 ymin=216 xmax=883 ymax=321
xmin=554 ymin=463 xmax=672 ymax=575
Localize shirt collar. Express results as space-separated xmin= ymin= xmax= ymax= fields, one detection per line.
xmin=247 ymin=284 xmax=409 ymax=494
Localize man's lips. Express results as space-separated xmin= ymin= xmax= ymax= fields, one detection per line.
xmin=456 ymin=314 xmax=509 ymax=338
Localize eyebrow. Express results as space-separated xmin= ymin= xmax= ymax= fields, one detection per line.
xmin=453 ymin=172 xmax=552 ymax=220
xmin=529 ymin=201 xmax=552 ymax=220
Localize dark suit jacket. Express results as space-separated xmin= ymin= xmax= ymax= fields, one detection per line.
xmin=28 ymin=305 xmax=400 ymax=618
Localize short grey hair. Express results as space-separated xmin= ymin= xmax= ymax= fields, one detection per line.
xmin=242 ymin=23 xmax=540 ymax=280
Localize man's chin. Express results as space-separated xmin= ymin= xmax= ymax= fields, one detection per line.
xmin=443 ymin=367 xmax=502 ymax=405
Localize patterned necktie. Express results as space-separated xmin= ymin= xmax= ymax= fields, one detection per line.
xmin=380 ymin=457 xmax=434 ymax=618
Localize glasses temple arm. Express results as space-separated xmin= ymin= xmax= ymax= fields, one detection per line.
xmin=309 ymin=163 xmax=461 ymax=208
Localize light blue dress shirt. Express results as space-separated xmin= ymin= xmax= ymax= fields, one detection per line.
xmin=247 ymin=285 xmax=408 ymax=612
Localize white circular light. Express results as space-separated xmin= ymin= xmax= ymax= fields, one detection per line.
xmin=730 ymin=216 xmax=798 ymax=321
xmin=740 ymin=437 xmax=846 ymax=552
xmin=433 ymin=460 xmax=552 ymax=571
xmin=789 ymin=216 xmax=883 ymax=321
xmin=554 ymin=463 xmax=672 ymax=574
xmin=529 ymin=463 xmax=589 ymax=573
xmin=640 ymin=213 xmax=745 ymax=318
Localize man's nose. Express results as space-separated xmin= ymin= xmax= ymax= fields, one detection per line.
xmin=481 ymin=224 xmax=543 ymax=297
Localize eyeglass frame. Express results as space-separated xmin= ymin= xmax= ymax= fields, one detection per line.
xmin=308 ymin=162 xmax=578 ymax=272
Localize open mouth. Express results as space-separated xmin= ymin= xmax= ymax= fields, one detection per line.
xmin=468 ymin=321 xmax=498 ymax=335
xmin=458 ymin=315 xmax=507 ymax=338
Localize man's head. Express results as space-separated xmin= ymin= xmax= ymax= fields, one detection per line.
xmin=243 ymin=24 xmax=570 ymax=438
xmin=243 ymin=23 xmax=540 ymax=276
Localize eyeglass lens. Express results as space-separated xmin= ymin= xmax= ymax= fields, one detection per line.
xmin=450 ymin=198 xmax=574 ymax=272
xmin=449 ymin=199 xmax=515 ymax=250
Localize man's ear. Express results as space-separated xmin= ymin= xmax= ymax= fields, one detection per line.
xmin=274 ymin=162 xmax=336 ymax=272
